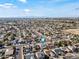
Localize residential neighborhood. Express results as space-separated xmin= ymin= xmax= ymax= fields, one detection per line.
xmin=0 ymin=18 xmax=79 ymax=59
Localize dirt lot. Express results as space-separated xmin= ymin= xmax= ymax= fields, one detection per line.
xmin=63 ymin=29 xmax=79 ymax=35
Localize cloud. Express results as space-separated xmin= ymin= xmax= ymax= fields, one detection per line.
xmin=0 ymin=3 xmax=31 ymax=17
xmin=0 ymin=3 xmax=16 ymax=8
xmin=19 ymin=0 xmax=27 ymax=3
xmin=0 ymin=8 xmax=31 ymax=17
xmin=24 ymin=9 xmax=31 ymax=12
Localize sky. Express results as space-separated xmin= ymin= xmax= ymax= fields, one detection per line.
xmin=0 ymin=0 xmax=79 ymax=17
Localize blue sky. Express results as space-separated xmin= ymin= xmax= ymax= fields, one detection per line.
xmin=0 ymin=0 xmax=79 ymax=17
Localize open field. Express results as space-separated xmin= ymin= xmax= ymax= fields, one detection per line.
xmin=63 ymin=29 xmax=79 ymax=35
